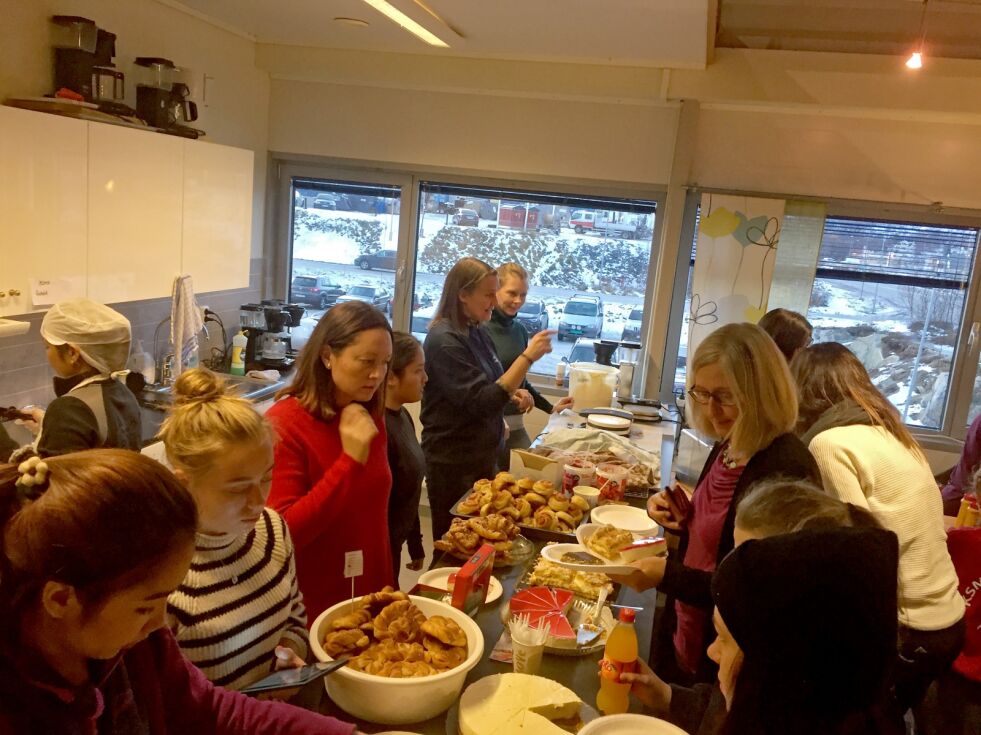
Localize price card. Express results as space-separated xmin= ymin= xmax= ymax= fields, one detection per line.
xmin=344 ymin=550 xmax=364 ymax=579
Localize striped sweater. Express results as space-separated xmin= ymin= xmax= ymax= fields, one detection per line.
xmin=168 ymin=508 xmax=308 ymax=690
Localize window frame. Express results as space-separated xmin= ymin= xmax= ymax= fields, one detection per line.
xmin=272 ymin=156 xmax=668 ymax=396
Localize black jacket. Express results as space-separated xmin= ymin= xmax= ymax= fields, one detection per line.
xmin=385 ymin=407 xmax=425 ymax=561
xmin=483 ymin=309 xmax=552 ymax=415
xmin=420 ymin=320 xmax=510 ymax=467
xmin=36 ymin=374 xmax=142 ymax=457
xmin=655 ymin=432 xmax=820 ymax=681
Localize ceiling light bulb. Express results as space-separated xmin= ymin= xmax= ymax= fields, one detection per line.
xmin=906 ymin=51 xmax=923 ymax=69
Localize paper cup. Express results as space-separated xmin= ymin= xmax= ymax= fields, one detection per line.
xmin=511 ymin=635 xmax=545 ymax=675
xmin=574 ymin=485 xmax=601 ymax=509
xmin=563 ymin=460 xmax=596 ymax=496
xmin=596 ymin=464 xmax=629 ymax=503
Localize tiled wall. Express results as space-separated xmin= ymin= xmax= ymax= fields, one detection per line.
xmin=0 ymin=259 xmax=263 ymax=410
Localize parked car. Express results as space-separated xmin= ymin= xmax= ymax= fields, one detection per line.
xmin=336 ymin=285 xmax=391 ymax=314
xmin=410 ymin=306 xmax=436 ymax=341
xmin=557 ymin=294 xmax=604 ymax=341
xmin=621 ymin=308 xmax=643 ymax=342
xmin=560 ymin=339 xmax=620 ymax=381
xmin=290 ymin=275 xmax=345 ymax=309
xmin=354 ymin=249 xmax=397 ymax=271
xmin=452 ymin=208 xmax=480 ymax=226
xmin=312 ymin=192 xmax=340 ymax=210
xmin=517 ymin=300 xmax=549 ymax=334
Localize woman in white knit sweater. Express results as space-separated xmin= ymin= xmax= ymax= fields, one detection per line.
xmin=158 ymin=368 xmax=308 ymax=690
xmin=791 ymin=342 xmax=964 ymax=720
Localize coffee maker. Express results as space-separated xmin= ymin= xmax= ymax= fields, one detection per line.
xmin=51 ymin=16 xmax=118 ymax=102
xmin=239 ymin=301 xmax=305 ymax=372
xmin=134 ymin=58 xmax=201 ymax=136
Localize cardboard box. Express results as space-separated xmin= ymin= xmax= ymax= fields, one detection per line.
xmin=450 ymin=543 xmax=495 ymax=617
xmin=509 ymin=449 xmax=562 ymax=487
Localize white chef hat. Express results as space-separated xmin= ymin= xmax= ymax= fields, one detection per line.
xmin=40 ymin=299 xmax=132 ymax=375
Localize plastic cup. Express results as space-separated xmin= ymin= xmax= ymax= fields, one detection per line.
xmin=573 ymin=485 xmax=601 ymax=509
xmin=511 ymin=633 xmax=545 ymax=675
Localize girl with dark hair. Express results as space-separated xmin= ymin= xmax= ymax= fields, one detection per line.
xmin=791 ymin=342 xmax=965 ymax=719
xmin=267 ymin=301 xmax=394 ymax=621
xmin=0 ymin=450 xmax=355 ymax=734
xmin=421 ymin=257 xmax=555 ymax=540
xmin=756 ymin=308 xmax=812 ymax=363
xmin=385 ymin=332 xmax=428 ymax=586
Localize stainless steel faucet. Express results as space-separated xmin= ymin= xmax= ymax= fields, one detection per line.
xmin=159 ymin=354 xmax=175 ymax=387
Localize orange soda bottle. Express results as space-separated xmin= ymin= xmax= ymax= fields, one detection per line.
xmin=597 ymin=608 xmax=638 ymax=715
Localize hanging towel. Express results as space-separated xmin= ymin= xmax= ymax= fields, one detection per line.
xmin=170 ymin=275 xmax=204 ymax=377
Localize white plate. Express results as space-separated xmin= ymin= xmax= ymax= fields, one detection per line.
xmin=589 ymin=505 xmax=660 ymax=535
xmin=579 ymin=714 xmax=688 ymax=735
xmin=417 ymin=567 xmax=504 ymax=604
xmin=539 ymin=543 xmax=636 ymax=575
xmin=586 ymin=414 xmax=632 ymax=434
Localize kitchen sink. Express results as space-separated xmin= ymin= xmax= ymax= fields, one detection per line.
xmin=139 ymin=373 xmax=287 ymax=445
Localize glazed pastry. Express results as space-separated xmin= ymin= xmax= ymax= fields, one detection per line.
xmin=556 ymin=511 xmax=576 ymax=528
xmin=323 ymin=628 xmax=370 ymax=658
xmin=331 ymin=605 xmax=371 ymax=631
xmin=517 ymin=477 xmax=536 ymax=492
xmin=533 ymin=507 xmax=558 ymax=530
xmin=570 ymin=495 xmax=590 ymax=512
xmin=491 ymin=489 xmax=512 ymax=510
xmin=533 ymin=480 xmax=557 ymax=497
xmin=516 ymin=498 xmax=533 ymax=519
xmin=373 ymin=600 xmax=426 ymax=643
xmin=360 ymin=585 xmax=409 ymax=614
xmin=525 ymin=491 xmax=547 ymax=507
xmin=423 ymin=636 xmax=468 ymax=670
xmin=421 ymin=615 xmax=468 ymax=647
xmin=548 ymin=494 xmax=570 ymax=512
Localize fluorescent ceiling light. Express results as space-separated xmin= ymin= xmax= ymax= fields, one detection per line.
xmin=905 ymin=51 xmax=923 ymax=69
xmin=360 ymin=0 xmax=449 ymax=47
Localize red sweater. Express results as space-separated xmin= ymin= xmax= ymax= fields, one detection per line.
xmin=267 ymin=397 xmax=393 ymax=623
xmin=0 ymin=627 xmax=354 ymax=734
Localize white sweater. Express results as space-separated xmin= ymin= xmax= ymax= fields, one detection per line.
xmin=168 ymin=508 xmax=308 ymax=690
xmin=808 ymin=425 xmax=964 ymax=632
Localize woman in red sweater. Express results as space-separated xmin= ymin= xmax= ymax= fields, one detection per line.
xmin=0 ymin=449 xmax=355 ymax=734
xmin=267 ymin=301 xmax=394 ymax=622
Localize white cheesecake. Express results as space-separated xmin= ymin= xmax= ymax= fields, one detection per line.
xmin=459 ymin=673 xmax=582 ymax=735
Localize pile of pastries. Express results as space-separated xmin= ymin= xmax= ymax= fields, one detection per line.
xmin=528 ymin=448 xmax=654 ymax=492
xmin=456 ymin=472 xmax=590 ymax=533
xmin=526 ymin=552 xmax=613 ymax=601
xmin=434 ymin=513 xmax=519 ymax=560
xmin=321 ymin=586 xmax=469 ymax=678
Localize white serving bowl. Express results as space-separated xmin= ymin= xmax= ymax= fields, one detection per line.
xmin=310 ymin=595 xmax=484 ymax=725
xmin=579 ymin=713 xmax=688 ymax=734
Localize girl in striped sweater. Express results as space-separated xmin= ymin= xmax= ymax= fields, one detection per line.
xmin=159 ymin=368 xmax=308 ymax=690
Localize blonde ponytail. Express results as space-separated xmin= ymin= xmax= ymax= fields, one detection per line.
xmin=158 ymin=368 xmax=273 ymax=474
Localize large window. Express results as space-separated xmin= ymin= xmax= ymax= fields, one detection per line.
xmin=287 ymin=178 xmax=401 ymax=327
xmin=670 ymin=209 xmax=980 ymax=432
xmin=806 ymin=218 xmax=978 ymax=429
xmin=412 ymin=183 xmax=659 ymax=378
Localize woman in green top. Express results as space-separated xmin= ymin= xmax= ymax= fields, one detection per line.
xmin=484 ymin=262 xmax=573 ymax=466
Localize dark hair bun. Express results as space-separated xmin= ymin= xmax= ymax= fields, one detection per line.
xmin=172 ymin=368 xmax=227 ymax=406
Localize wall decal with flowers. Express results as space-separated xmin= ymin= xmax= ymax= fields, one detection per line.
xmin=687 ymin=194 xmax=786 ymax=360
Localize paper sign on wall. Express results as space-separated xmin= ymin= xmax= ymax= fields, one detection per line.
xmin=31 ymin=278 xmax=83 ymax=307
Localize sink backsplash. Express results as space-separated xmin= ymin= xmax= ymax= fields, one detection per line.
xmin=0 ymin=260 xmax=263 ymax=411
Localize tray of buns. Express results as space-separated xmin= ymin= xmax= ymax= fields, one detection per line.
xmin=449 ymin=472 xmax=591 ymax=543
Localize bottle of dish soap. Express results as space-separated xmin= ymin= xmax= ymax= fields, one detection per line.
xmin=230 ymin=331 xmax=247 ymax=375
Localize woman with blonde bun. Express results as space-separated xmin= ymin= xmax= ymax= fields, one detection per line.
xmin=158 ymin=368 xmax=308 ymax=691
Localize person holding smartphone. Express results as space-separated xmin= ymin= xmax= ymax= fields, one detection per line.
xmin=158 ymin=368 xmax=308 ymax=691
xmin=611 ymin=323 xmax=820 ymax=686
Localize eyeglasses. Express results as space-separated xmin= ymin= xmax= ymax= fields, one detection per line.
xmin=687 ymin=387 xmax=738 ymax=408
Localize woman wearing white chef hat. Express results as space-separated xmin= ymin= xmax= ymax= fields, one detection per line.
xmin=18 ymin=298 xmax=141 ymax=457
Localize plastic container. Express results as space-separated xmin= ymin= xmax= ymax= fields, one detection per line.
xmin=230 ymin=331 xmax=247 ymax=375
xmin=562 ymin=459 xmax=596 ymax=496
xmin=51 ymin=16 xmax=98 ymax=52
xmin=596 ymin=608 xmax=638 ymax=715
xmin=134 ymin=57 xmax=176 ymax=89
xmin=309 ymin=595 xmax=484 ymax=725
xmin=568 ymin=362 xmax=618 ymax=411
xmin=596 ymin=463 xmax=630 ymax=503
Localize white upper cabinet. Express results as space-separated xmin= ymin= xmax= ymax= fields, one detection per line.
xmin=87 ymin=124 xmax=184 ymax=304
xmin=0 ymin=106 xmax=88 ymax=316
xmin=181 ymin=140 xmax=254 ymax=293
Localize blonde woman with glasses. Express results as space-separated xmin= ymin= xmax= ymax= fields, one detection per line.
xmin=612 ymin=322 xmax=820 ymax=686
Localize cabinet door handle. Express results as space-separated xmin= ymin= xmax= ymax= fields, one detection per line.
xmin=8 ymin=289 xmax=20 ymax=297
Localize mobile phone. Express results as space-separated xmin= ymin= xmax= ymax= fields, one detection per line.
xmin=239 ymin=660 xmax=347 ymax=695
xmin=663 ymin=486 xmax=692 ymax=527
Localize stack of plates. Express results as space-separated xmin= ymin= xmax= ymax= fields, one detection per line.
xmin=585 ymin=411 xmax=632 ymax=434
